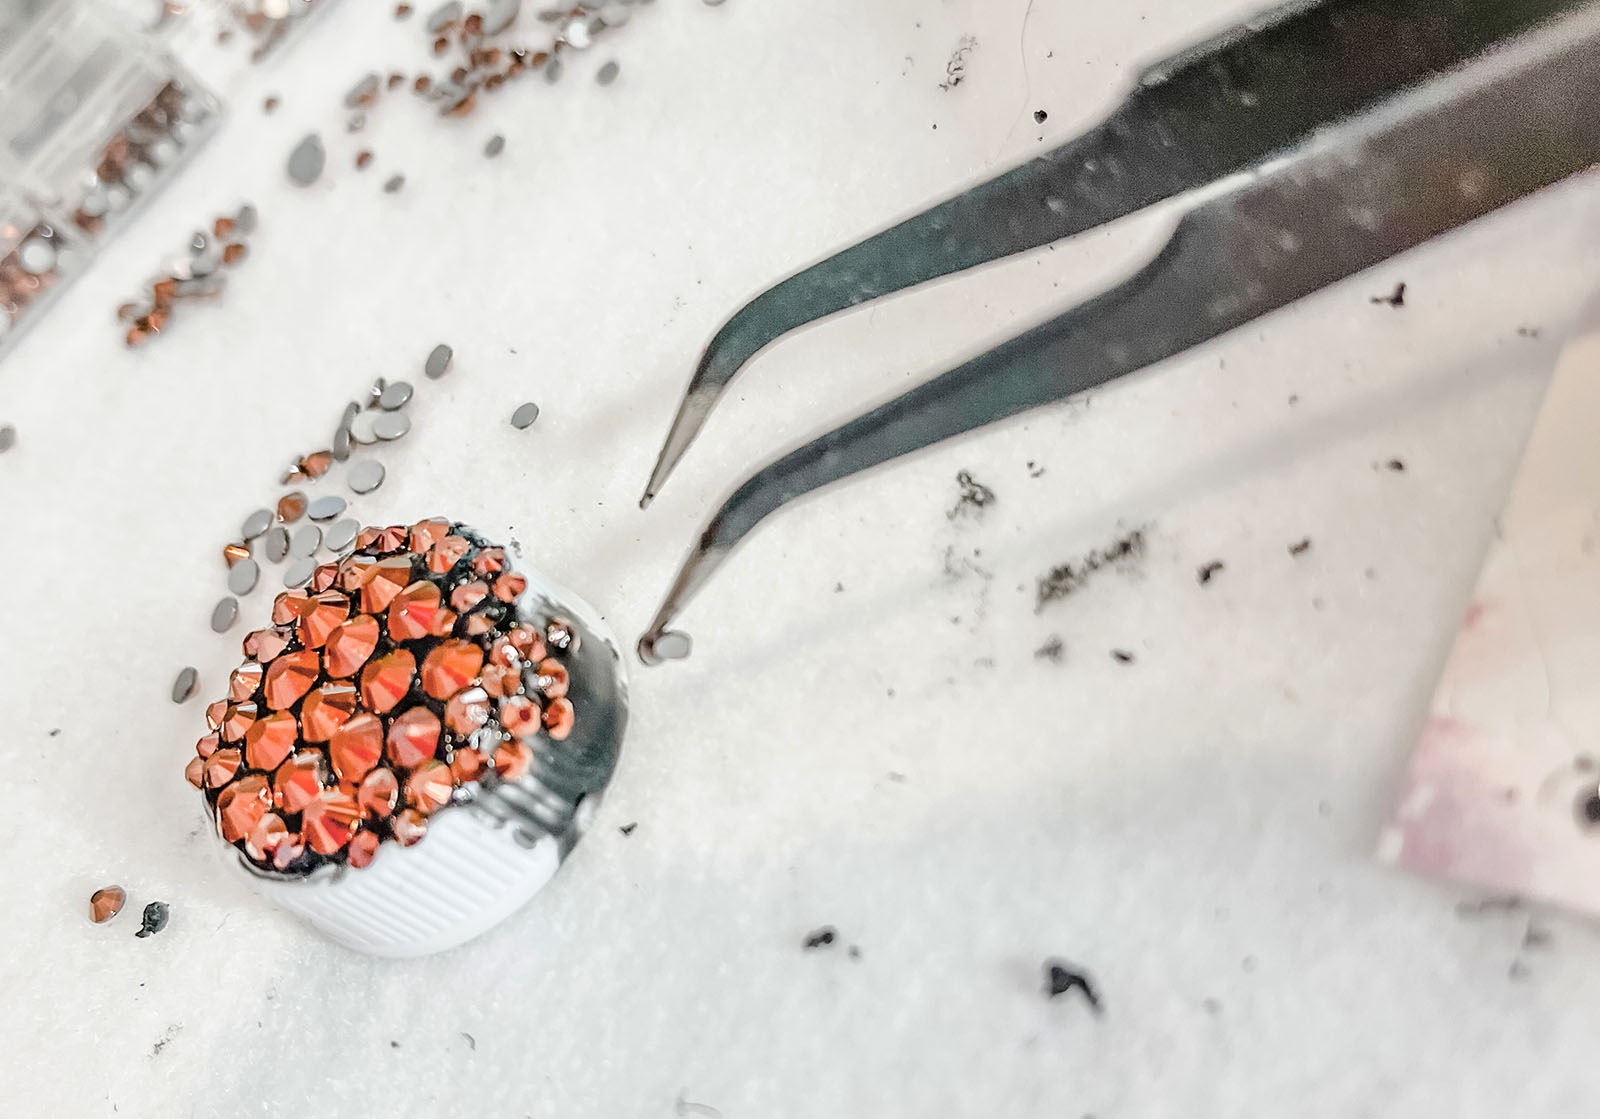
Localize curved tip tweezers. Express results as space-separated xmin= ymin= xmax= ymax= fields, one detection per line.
xmin=636 ymin=0 xmax=1600 ymax=662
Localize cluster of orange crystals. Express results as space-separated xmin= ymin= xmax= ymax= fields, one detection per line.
xmin=186 ymin=519 xmax=578 ymax=875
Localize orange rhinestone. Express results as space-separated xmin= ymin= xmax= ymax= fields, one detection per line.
xmin=245 ymin=812 xmax=291 ymax=862
xmin=195 ymin=732 xmax=219 ymax=758
xmin=273 ymin=750 xmax=327 ymax=813
xmin=184 ymin=755 xmax=205 ymax=788
xmin=298 ymin=590 xmax=350 ymax=649
xmin=330 ymin=711 xmax=384 ymax=783
xmin=90 ymin=886 xmax=125 ymax=923
xmin=360 ymin=649 xmax=415 ymax=713
xmin=220 ymin=702 xmax=257 ymax=743
xmin=493 ymin=740 xmax=532 ymax=780
xmin=217 ymin=774 xmax=271 ymax=843
xmin=500 ymin=694 xmax=541 ymax=739
xmin=204 ymin=747 xmax=242 ymax=788
xmin=450 ymin=746 xmax=486 ymax=783
xmin=492 ymin=572 xmax=527 ymax=602
xmin=271 ymin=835 xmax=305 ymax=871
xmin=405 ymin=760 xmax=454 ymax=814
xmin=338 ymin=553 xmax=374 ymax=593
xmin=507 ymin=625 xmax=545 ymax=662
xmin=481 ymin=663 xmax=521 ymax=698
xmin=543 ymin=697 xmax=575 ymax=740
xmin=374 ymin=526 xmax=409 ymax=553
xmin=310 ymin=562 xmax=341 ymax=592
xmin=427 ymin=535 xmax=470 ymax=573
xmin=299 ymin=451 xmax=332 ymax=479
xmin=386 ymin=707 xmax=441 ymax=767
xmin=356 ymin=767 xmax=400 ymax=818
xmin=421 ymin=640 xmax=483 ymax=700
xmin=228 ymin=662 xmax=263 ymax=701
xmin=392 ymin=808 xmax=428 ymax=846
xmin=354 ymin=527 xmax=383 ymax=550
xmin=272 ymin=587 xmax=309 ymax=625
xmin=444 ymin=685 xmax=491 ymax=735
xmin=488 ymin=637 xmax=520 ymax=667
xmin=205 ymin=699 xmax=227 ymax=729
xmin=347 ymin=829 xmax=381 ymax=868
xmin=428 ymin=608 xmax=458 ymax=637
xmin=303 ymin=790 xmax=362 ymax=855
xmin=244 ymin=710 xmax=298 ymax=771
xmin=451 ymin=581 xmax=488 ymax=612
xmin=324 ymin=614 xmax=380 ymax=677
xmin=464 ymin=613 xmax=493 ymax=636
xmin=263 ymin=649 xmax=320 ymax=710
xmin=223 ymin=542 xmax=250 ymax=567
xmin=301 ymin=684 xmax=358 ymax=741
xmin=388 ymin=580 xmax=442 ymax=641
xmin=408 ymin=519 xmax=450 ymax=553
xmin=243 ymin=626 xmax=292 ymax=662
xmin=471 ymin=547 xmax=506 ymax=575
xmin=534 ymin=658 xmax=569 ymax=700
xmin=361 ymin=556 xmax=413 ymax=613
xmin=277 ymin=492 xmax=307 ymax=523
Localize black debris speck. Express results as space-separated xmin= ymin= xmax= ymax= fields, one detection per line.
xmin=1370 ymin=281 xmax=1406 ymax=307
xmin=1579 ymin=792 xmax=1600 ymax=827
xmin=1289 ymin=537 xmax=1312 ymax=556
xmin=803 ymin=926 xmax=837 ymax=950
xmin=1033 ymin=109 xmax=1048 ymax=123
xmin=1196 ymin=560 xmax=1224 ymax=586
xmin=1033 ymin=635 xmax=1064 ymax=663
xmin=1201 ymin=997 xmax=1221 ymax=1015
xmin=618 ymin=822 xmax=637 ymax=836
xmin=390 ymin=1040 xmax=400 ymax=1049
xmin=948 ymin=469 xmax=996 ymax=518
xmin=48 ymin=728 xmax=60 ymax=737
xmin=1027 ymin=460 xmax=1045 ymax=478
xmin=834 ymin=581 xmax=844 ymax=593
xmin=1517 ymin=325 xmax=1542 ymax=338
xmin=484 ymin=134 xmax=505 ymax=158
xmin=887 ymin=771 xmax=907 ymax=783
xmin=940 ymin=35 xmax=976 ymax=91
xmin=848 ymin=945 xmax=862 ymax=960
xmin=135 ymin=901 xmax=169 ymax=939
xmin=1044 ymin=960 xmax=1102 ymax=1012
xmin=1111 ymin=649 xmax=1135 ymax=664
xmin=1523 ymin=921 xmax=1553 ymax=950
xmin=383 ymin=173 xmax=406 ymax=193
xmin=1036 ymin=528 xmax=1146 ymax=610
xmin=1385 ymin=458 xmax=1406 ymax=472
xmin=461 ymin=1031 xmax=476 ymax=1049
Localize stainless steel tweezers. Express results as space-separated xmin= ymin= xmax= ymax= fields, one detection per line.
xmin=636 ymin=0 xmax=1600 ymax=664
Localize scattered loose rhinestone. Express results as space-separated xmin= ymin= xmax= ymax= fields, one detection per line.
xmin=263 ymin=526 xmax=291 ymax=562
xmin=510 ymin=401 xmax=540 ymax=429
xmin=308 ymin=495 xmax=346 ymax=521
xmin=348 ymin=459 xmax=386 ymax=494
xmin=224 ymin=543 xmax=251 ymax=567
xmin=287 ymin=133 xmax=326 ymax=185
xmin=378 ymin=381 xmax=413 ymax=410
xmin=171 ymin=666 xmax=199 ymax=704
xmin=283 ymin=557 xmax=316 ymax=587
xmin=372 ymin=412 xmax=411 ymax=440
xmin=242 ymin=509 xmax=273 ymax=539
xmin=596 ymin=59 xmax=620 ymax=86
xmin=324 ymin=518 xmax=360 ymax=552
xmin=277 ymin=491 xmax=308 ymax=523
xmin=424 ymin=343 xmax=452 ymax=379
xmin=290 ymin=523 xmax=322 ymax=557
xmin=211 ymin=596 xmax=239 ymax=633
xmin=227 ymin=557 xmax=260 ymax=595
xmin=90 ymin=886 xmax=126 ymax=924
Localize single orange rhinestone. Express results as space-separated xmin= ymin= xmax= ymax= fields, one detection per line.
xmin=310 ymin=562 xmax=340 ymax=592
xmin=273 ymin=750 xmax=328 ymax=813
xmin=427 ymin=535 xmax=470 ymax=573
xmin=493 ymin=740 xmax=532 ymax=780
xmin=388 ymin=580 xmax=442 ymax=641
xmin=375 ymin=526 xmax=409 ymax=553
xmin=205 ymin=699 xmax=227 ymax=730
xmin=184 ymin=755 xmax=205 ymax=788
xmin=347 ymin=829 xmax=381 ymax=868
xmin=217 ymin=774 xmax=271 ymax=843
xmin=298 ymin=590 xmax=350 ymax=649
xmin=356 ymin=767 xmax=400 ymax=818
xmin=242 ymin=626 xmax=292 ymax=662
xmin=330 ymin=711 xmax=383 ymax=783
xmin=543 ymin=697 xmax=575 ymax=740
xmin=480 ymin=663 xmax=521 ymax=698
xmin=421 ymin=640 xmax=483 ymax=700
xmin=302 ymin=790 xmax=362 ymax=855
xmin=492 ymin=572 xmax=527 ymax=602
xmin=220 ymin=702 xmax=258 ymax=743
xmin=244 ymin=710 xmax=298 ymax=771
xmin=204 ymin=747 xmax=242 ymax=788
xmin=534 ymin=658 xmax=569 ymax=700
xmin=488 ymin=637 xmax=520 ymax=667
xmin=272 ymin=587 xmax=309 ymax=625
xmin=408 ymin=519 xmax=450 ymax=553
xmin=300 ymin=451 xmax=332 ymax=478
xmin=361 ymin=556 xmax=413 ymax=613
xmin=301 ymin=684 xmax=358 ymax=742
xmin=339 ymin=553 xmax=375 ymax=592
xmin=196 ymin=731 xmax=220 ymax=758
xmin=324 ymin=614 xmax=380 ymax=678
xmin=405 ymin=760 xmax=454 ymax=814
xmin=277 ymin=492 xmax=307 ymax=523
xmin=223 ymin=542 xmax=251 ymax=567
xmin=471 ymin=547 xmax=506 ymax=575
xmin=392 ymin=807 xmax=429 ymax=846
xmin=245 ymin=812 xmax=291 ymax=862
xmin=386 ymin=707 xmax=441 ymax=767
xmin=500 ymin=694 xmax=541 ymax=739
xmin=360 ymin=649 xmax=416 ymax=713
xmin=214 ymin=215 xmax=236 ymax=239
xmin=545 ymin=619 xmax=578 ymax=653
xmin=228 ymin=662 xmax=264 ymax=702
xmin=507 ymin=625 xmax=544 ymax=662
xmin=354 ymin=527 xmax=383 ymax=550
xmin=450 ymin=746 xmax=486 ymax=783
xmin=464 ymin=613 xmax=493 ymax=636
xmin=444 ymin=685 xmax=491 ymax=735
xmin=271 ymin=835 xmax=305 ymax=871
xmin=90 ymin=886 xmax=125 ymax=923
xmin=263 ymin=649 xmax=320 ymax=710
xmin=428 ymin=608 xmax=458 ymax=637
xmin=450 ymin=580 xmax=488 ymax=612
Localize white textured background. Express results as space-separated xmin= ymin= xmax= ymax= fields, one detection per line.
xmin=3 ymin=0 xmax=1600 ymax=1114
